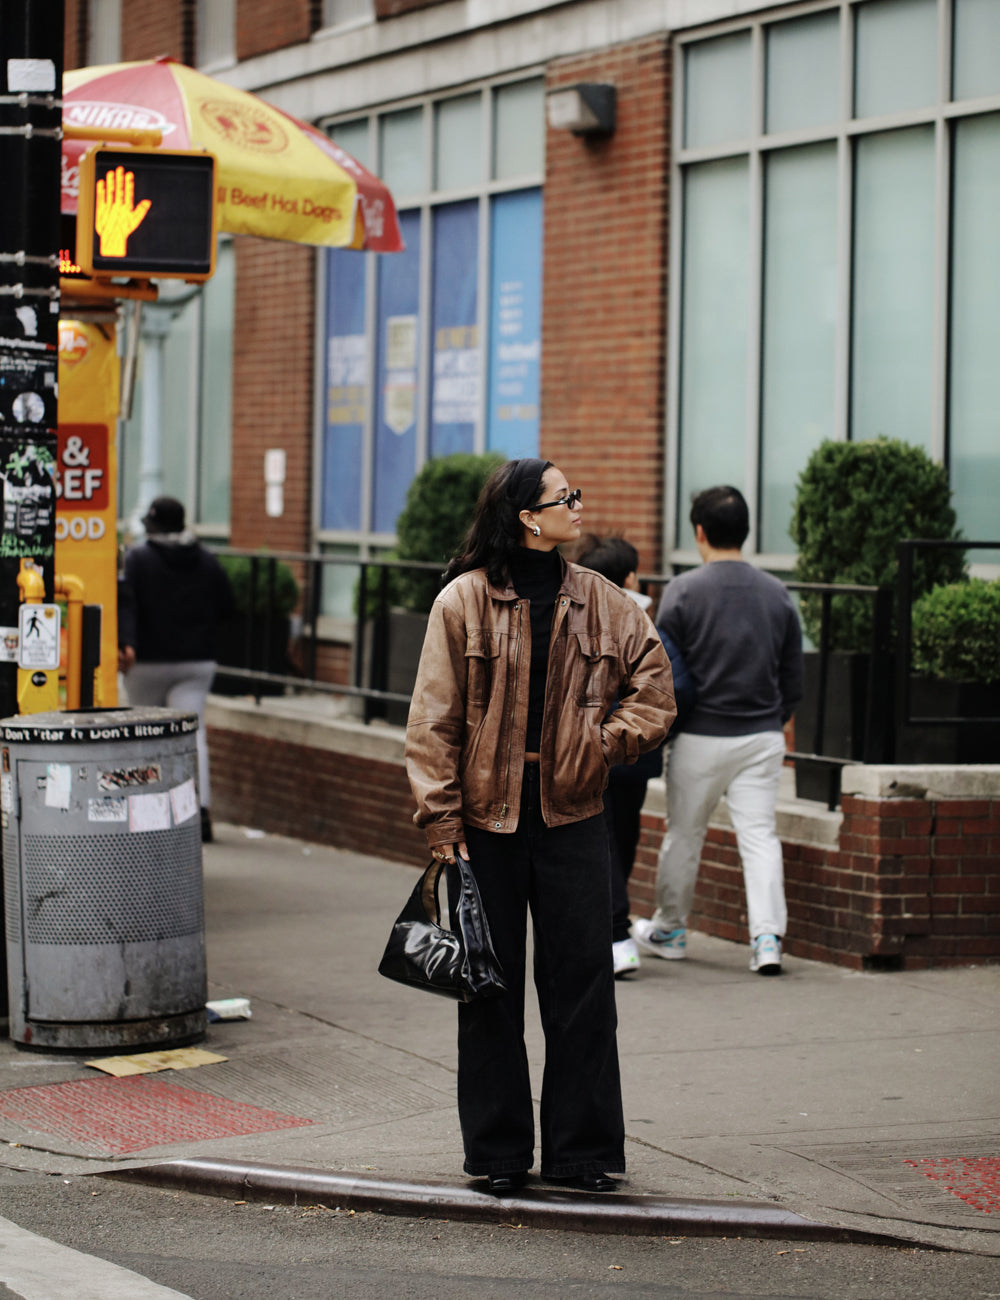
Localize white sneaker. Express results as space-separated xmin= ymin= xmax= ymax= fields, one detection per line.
xmin=750 ymin=934 xmax=782 ymax=975
xmin=632 ymin=918 xmax=687 ymax=960
xmin=613 ymin=938 xmax=641 ymax=977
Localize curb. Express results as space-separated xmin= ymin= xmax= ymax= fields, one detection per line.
xmin=101 ymin=1158 xmax=924 ymax=1247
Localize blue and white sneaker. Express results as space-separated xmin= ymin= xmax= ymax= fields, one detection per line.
xmin=632 ymin=918 xmax=687 ymax=960
xmin=750 ymin=934 xmax=782 ymax=975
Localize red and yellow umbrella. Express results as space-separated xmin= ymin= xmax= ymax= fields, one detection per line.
xmin=61 ymin=57 xmax=403 ymax=252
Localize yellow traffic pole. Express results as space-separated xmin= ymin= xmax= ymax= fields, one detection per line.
xmin=54 ymin=573 xmax=85 ymax=710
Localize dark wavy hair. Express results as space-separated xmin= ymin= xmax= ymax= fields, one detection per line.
xmin=443 ymin=459 xmax=552 ymax=588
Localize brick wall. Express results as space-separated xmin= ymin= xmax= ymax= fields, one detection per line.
xmin=230 ymin=238 xmax=316 ymax=553
xmin=209 ymin=706 xmax=999 ymax=971
xmin=307 ymin=641 xmax=353 ymax=685
xmin=63 ymin=0 xmax=85 ymax=70
xmin=209 ymin=718 xmax=427 ymax=866
xmin=375 ymin=0 xmax=450 ymax=17
xmin=237 ymin=0 xmax=318 ymax=61
xmin=121 ymin=1 xmax=192 ymax=63
xmin=542 ymin=38 xmax=670 ymax=573
xmin=630 ymin=788 xmax=1000 ymax=970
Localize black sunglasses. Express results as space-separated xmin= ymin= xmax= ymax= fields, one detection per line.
xmin=532 ymin=488 xmax=582 ymax=511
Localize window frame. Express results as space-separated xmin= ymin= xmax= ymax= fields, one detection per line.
xmin=313 ymin=72 xmax=545 ymax=561
xmin=118 ymin=235 xmax=235 ymax=539
xmin=666 ymin=0 xmax=1000 ymax=570
xmin=194 ymin=0 xmax=237 ymax=73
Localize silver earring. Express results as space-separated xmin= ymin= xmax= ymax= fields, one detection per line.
xmin=532 ymin=525 xmax=540 ymax=536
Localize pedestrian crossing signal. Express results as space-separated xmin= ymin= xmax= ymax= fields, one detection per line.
xmin=76 ymin=146 xmax=217 ymax=281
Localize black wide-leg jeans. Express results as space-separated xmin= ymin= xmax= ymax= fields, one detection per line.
xmin=458 ymin=763 xmax=626 ymax=1178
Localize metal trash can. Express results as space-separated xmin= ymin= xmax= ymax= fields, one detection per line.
xmin=0 ymin=707 xmax=206 ymax=1050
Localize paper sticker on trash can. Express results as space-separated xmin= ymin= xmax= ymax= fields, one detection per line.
xmin=17 ymin=604 xmax=60 ymax=669
xmin=44 ymin=763 xmax=72 ymax=810
xmin=99 ymin=764 xmax=161 ymax=791
xmin=88 ymin=795 xmax=127 ymax=823
xmin=129 ymin=790 xmax=171 ymax=832
xmin=168 ymin=777 xmax=199 ymax=825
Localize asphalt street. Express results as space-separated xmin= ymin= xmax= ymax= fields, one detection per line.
xmin=1 ymin=1164 xmax=1000 ymax=1299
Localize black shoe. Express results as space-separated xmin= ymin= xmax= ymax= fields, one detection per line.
xmin=550 ymin=1172 xmax=618 ymax=1193
xmin=487 ymin=1172 xmax=527 ymax=1194
xmin=200 ymin=807 xmax=213 ymax=844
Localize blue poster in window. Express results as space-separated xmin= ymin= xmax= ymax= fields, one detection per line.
xmin=431 ymin=201 xmax=479 ymax=459
xmin=487 ymin=189 xmax=542 ymax=458
xmin=374 ymin=210 xmax=421 ymax=534
xmin=322 ymin=250 xmax=367 ymax=530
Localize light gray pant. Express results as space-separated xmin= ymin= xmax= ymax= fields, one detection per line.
xmin=122 ymin=660 xmax=216 ymax=807
xmin=653 ymin=730 xmax=788 ymax=941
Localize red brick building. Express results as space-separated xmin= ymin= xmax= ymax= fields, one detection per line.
xmin=64 ymin=0 xmax=1000 ymax=967
xmin=66 ymin=0 xmax=1000 ymax=581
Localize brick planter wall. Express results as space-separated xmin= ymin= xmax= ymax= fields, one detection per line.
xmin=207 ymin=700 xmax=427 ymax=867
xmin=630 ymin=770 xmax=1000 ymax=970
xmin=208 ymin=700 xmax=1000 ymax=971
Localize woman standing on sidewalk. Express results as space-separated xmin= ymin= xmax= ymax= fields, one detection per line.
xmin=405 ymin=458 xmax=675 ymax=1194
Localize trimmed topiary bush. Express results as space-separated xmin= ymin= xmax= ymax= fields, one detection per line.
xmin=365 ymin=451 xmax=506 ymax=614
xmin=789 ymin=437 xmax=965 ymax=649
xmin=912 ymin=579 xmax=1000 ymax=684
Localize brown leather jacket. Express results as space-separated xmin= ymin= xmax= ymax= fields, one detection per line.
xmin=405 ymin=560 xmax=676 ymax=849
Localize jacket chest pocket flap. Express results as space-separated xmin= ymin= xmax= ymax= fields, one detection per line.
xmin=572 ymin=631 xmax=618 ymax=706
xmin=465 ymin=629 xmax=502 ymax=707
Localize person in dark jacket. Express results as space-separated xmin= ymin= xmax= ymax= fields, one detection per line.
xmin=117 ymin=496 xmax=235 ymax=843
xmin=573 ymin=535 xmax=695 ymax=977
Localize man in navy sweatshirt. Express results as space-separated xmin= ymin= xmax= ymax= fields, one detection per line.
xmin=632 ymin=486 xmax=803 ymax=975
xmin=118 ymin=496 xmax=236 ymax=843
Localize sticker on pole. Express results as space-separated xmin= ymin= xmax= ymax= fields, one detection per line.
xmin=17 ymin=604 xmax=60 ymax=670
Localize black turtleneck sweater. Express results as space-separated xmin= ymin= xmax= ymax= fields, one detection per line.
xmin=508 ymin=547 xmax=562 ymax=752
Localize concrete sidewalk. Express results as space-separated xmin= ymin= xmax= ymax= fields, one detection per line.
xmin=0 ymin=825 xmax=997 ymax=1254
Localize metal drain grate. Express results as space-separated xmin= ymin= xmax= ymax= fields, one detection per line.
xmin=0 ymin=1074 xmax=313 ymax=1156
xmin=904 ymin=1156 xmax=1000 ymax=1214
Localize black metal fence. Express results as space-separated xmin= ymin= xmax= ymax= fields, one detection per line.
xmin=896 ymin=538 xmax=1000 ymax=728
xmin=208 ymin=544 xmax=997 ymax=809
xmin=209 ymin=547 xmax=440 ymax=711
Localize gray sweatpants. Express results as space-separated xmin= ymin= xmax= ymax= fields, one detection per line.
xmin=122 ymin=660 xmax=216 ymax=806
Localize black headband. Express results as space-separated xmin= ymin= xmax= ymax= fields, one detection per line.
xmin=505 ymin=458 xmax=551 ymax=512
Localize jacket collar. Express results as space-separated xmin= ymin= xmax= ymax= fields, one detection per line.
xmin=484 ymin=554 xmax=586 ymax=606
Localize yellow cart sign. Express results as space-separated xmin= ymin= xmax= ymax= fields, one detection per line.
xmin=57 ymin=319 xmax=120 ymax=705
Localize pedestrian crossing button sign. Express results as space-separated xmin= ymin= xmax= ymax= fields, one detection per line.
xmin=18 ymin=604 xmax=61 ymax=670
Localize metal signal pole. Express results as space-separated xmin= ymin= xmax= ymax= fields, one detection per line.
xmin=0 ymin=1 xmax=64 ymax=1020
xmin=0 ymin=0 xmax=64 ymax=718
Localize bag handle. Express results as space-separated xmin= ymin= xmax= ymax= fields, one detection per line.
xmin=419 ymin=860 xmax=446 ymax=927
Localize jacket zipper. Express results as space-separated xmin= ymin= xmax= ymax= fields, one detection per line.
xmin=500 ymin=601 xmax=522 ymax=819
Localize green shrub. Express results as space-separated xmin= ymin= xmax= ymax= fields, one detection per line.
xmin=219 ymin=553 xmax=300 ymax=617
xmin=362 ymin=452 xmax=506 ymax=615
xmin=911 ymin=579 xmax=1000 ymax=684
xmin=788 ymin=438 xmax=965 ymax=649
